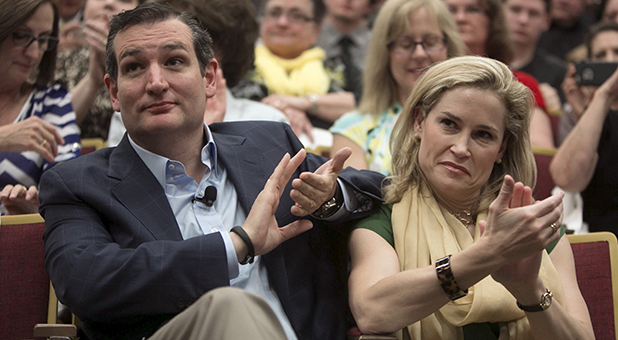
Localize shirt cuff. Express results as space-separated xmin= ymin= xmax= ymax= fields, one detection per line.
xmin=219 ymin=230 xmax=240 ymax=279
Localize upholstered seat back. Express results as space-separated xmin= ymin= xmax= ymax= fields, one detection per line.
xmin=569 ymin=232 xmax=618 ymax=340
xmin=0 ymin=214 xmax=49 ymax=339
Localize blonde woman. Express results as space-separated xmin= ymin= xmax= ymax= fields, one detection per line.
xmin=329 ymin=0 xmax=465 ymax=175
xmin=348 ymin=56 xmax=594 ymax=339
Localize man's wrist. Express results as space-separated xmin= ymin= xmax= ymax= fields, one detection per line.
xmin=230 ymin=226 xmax=254 ymax=265
xmin=312 ymin=184 xmax=343 ymax=219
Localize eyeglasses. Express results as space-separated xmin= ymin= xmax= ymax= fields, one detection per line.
xmin=12 ymin=31 xmax=59 ymax=51
xmin=389 ymin=36 xmax=447 ymax=55
xmin=263 ymin=8 xmax=314 ymax=24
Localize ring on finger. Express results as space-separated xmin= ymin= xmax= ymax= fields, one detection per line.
xmin=273 ymin=100 xmax=282 ymax=108
xmin=549 ymin=223 xmax=559 ymax=233
xmin=40 ymin=139 xmax=47 ymax=147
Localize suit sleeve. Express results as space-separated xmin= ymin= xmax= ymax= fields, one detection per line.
xmin=278 ymin=122 xmax=384 ymax=221
xmin=40 ymin=163 xmax=230 ymax=322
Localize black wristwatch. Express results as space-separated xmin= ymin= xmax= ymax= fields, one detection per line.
xmin=517 ymin=289 xmax=553 ymax=312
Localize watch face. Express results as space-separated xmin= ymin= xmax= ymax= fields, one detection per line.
xmin=541 ymin=292 xmax=553 ymax=309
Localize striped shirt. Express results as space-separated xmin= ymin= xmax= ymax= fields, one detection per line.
xmin=0 ymin=84 xmax=80 ymax=194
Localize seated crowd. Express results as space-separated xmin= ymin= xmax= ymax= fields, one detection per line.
xmin=1 ymin=0 xmax=616 ymax=339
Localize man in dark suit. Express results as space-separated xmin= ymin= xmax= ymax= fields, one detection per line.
xmin=39 ymin=3 xmax=383 ymax=340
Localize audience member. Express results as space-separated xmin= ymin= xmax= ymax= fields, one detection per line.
xmin=39 ymin=3 xmax=383 ymax=340
xmin=348 ymin=56 xmax=594 ymax=340
xmin=317 ymin=0 xmax=375 ymax=101
xmin=53 ymin=0 xmax=86 ymax=52
xmin=604 ymin=0 xmax=618 ymax=22
xmin=0 ymin=0 xmax=80 ymax=216
xmin=330 ymin=0 xmax=465 ymax=175
xmin=556 ymin=0 xmax=618 ymax=143
xmin=232 ymin=0 xmax=356 ymax=141
xmin=537 ymin=0 xmax=595 ymax=61
xmin=445 ymin=0 xmax=556 ymax=149
xmin=504 ymin=0 xmax=567 ymax=115
xmin=55 ymin=0 xmax=142 ymax=140
xmin=550 ymin=21 xmax=618 ymax=235
xmin=106 ymin=0 xmax=289 ymax=147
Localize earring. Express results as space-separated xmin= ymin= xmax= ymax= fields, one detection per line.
xmin=414 ymin=133 xmax=420 ymax=140
xmin=495 ymin=158 xmax=502 ymax=164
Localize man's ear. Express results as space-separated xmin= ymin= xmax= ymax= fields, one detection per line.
xmin=104 ymin=74 xmax=121 ymax=112
xmin=204 ymin=59 xmax=218 ymax=98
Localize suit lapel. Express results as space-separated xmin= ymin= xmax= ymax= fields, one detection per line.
xmin=107 ymin=137 xmax=183 ymax=241
xmin=212 ymin=132 xmax=269 ymax=214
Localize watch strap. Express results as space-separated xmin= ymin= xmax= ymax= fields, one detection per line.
xmin=230 ymin=226 xmax=254 ymax=265
xmin=516 ymin=289 xmax=553 ymax=312
xmin=435 ymin=255 xmax=468 ymax=301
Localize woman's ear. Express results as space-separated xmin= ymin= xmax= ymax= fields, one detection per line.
xmin=413 ymin=107 xmax=424 ymax=135
xmin=497 ymin=139 xmax=507 ymax=160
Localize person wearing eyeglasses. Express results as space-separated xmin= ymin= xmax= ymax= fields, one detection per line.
xmin=232 ymin=0 xmax=356 ymax=143
xmin=329 ymin=0 xmax=465 ymax=175
xmin=445 ymin=0 xmax=557 ymax=152
xmin=0 ymin=0 xmax=80 ymax=216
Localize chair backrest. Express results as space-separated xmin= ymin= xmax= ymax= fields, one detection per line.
xmin=0 ymin=213 xmax=49 ymax=339
xmin=80 ymin=137 xmax=106 ymax=155
xmin=532 ymin=147 xmax=557 ymax=201
xmin=568 ymin=232 xmax=618 ymax=340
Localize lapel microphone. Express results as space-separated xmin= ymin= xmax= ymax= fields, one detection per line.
xmin=193 ymin=186 xmax=217 ymax=207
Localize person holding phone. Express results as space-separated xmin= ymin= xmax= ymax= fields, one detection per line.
xmin=550 ymin=21 xmax=618 ymax=235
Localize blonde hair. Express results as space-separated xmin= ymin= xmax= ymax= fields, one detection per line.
xmin=384 ymin=56 xmax=536 ymax=213
xmin=358 ymin=0 xmax=465 ymax=115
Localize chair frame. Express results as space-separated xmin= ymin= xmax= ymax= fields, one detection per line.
xmin=568 ymin=231 xmax=618 ymax=338
xmin=80 ymin=137 xmax=106 ymax=155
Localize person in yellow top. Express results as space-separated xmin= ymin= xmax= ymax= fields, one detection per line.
xmin=232 ymin=0 xmax=356 ymax=141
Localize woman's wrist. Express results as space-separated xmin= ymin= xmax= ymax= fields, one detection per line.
xmin=507 ymin=278 xmax=546 ymax=306
xmin=305 ymin=94 xmax=319 ymax=117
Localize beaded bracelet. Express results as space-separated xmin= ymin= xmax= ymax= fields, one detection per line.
xmin=435 ymin=255 xmax=468 ymax=301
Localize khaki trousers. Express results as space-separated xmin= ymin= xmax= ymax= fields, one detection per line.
xmin=149 ymin=287 xmax=287 ymax=340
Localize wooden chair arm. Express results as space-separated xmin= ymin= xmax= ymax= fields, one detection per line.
xmin=33 ymin=324 xmax=77 ymax=338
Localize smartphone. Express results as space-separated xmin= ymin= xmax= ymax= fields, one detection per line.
xmin=574 ymin=61 xmax=618 ymax=86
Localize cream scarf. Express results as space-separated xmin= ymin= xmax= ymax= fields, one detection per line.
xmin=392 ymin=185 xmax=566 ymax=340
xmin=254 ymin=45 xmax=330 ymax=97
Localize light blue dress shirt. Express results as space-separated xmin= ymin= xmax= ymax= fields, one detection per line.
xmin=128 ymin=124 xmax=361 ymax=339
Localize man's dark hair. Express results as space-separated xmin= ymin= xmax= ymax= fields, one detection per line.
xmin=105 ymin=2 xmax=214 ymax=83
xmin=586 ymin=21 xmax=618 ymax=58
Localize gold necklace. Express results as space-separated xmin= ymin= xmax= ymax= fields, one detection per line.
xmin=449 ymin=210 xmax=474 ymax=227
